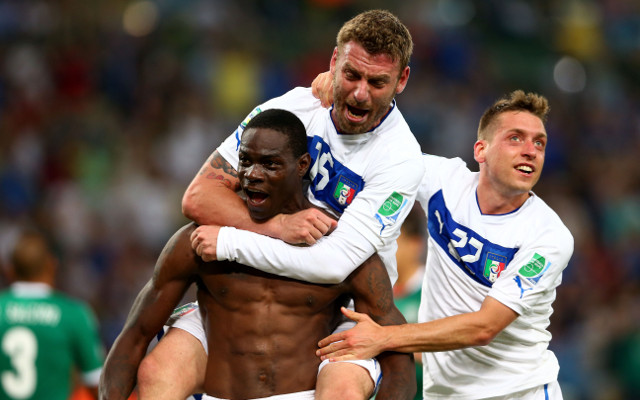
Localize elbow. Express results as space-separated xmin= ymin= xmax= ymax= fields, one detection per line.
xmin=181 ymin=188 xmax=201 ymax=221
xmin=471 ymin=326 xmax=500 ymax=347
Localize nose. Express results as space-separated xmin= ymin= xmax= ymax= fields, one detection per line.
xmin=353 ymin=80 xmax=369 ymax=103
xmin=245 ymin=164 xmax=264 ymax=181
xmin=522 ymin=140 xmax=537 ymax=158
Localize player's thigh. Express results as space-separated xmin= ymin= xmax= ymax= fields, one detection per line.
xmin=315 ymin=361 xmax=375 ymax=400
xmin=138 ymin=327 xmax=207 ymax=392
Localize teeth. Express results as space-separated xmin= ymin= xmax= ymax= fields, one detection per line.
xmin=517 ymin=165 xmax=533 ymax=173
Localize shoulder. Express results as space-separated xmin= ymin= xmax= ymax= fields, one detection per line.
xmin=517 ymin=196 xmax=575 ymax=263
xmin=262 ymin=87 xmax=321 ymax=114
xmin=422 ymin=154 xmax=468 ymax=175
xmin=418 ymin=155 xmax=474 ymax=204
xmin=528 ymin=196 xmax=573 ymax=242
xmin=377 ymin=108 xmax=422 ymax=152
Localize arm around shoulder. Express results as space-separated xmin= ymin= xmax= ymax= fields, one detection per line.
xmin=217 ymin=220 xmax=376 ymax=284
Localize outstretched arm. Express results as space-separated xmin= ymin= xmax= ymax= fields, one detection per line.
xmin=183 ymin=151 xmax=335 ymax=245
xmin=347 ymin=254 xmax=416 ymax=400
xmin=317 ymin=296 xmax=518 ymax=361
xmin=99 ymin=224 xmax=200 ymax=400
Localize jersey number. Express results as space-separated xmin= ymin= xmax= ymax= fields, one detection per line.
xmin=2 ymin=327 xmax=37 ymax=399
xmin=448 ymin=228 xmax=483 ymax=263
xmin=309 ymin=142 xmax=333 ymax=191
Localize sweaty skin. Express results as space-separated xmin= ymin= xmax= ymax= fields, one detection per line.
xmin=196 ymin=229 xmax=404 ymax=398
xmin=103 ymin=222 xmax=409 ymax=399
xmin=100 ymin=123 xmax=415 ymax=399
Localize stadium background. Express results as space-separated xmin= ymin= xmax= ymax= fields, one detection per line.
xmin=0 ymin=0 xmax=638 ymax=398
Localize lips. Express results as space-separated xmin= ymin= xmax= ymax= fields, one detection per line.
xmin=346 ymin=104 xmax=368 ymax=122
xmin=244 ymin=188 xmax=269 ymax=206
xmin=515 ymin=164 xmax=534 ymax=175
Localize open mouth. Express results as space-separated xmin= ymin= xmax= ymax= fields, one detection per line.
xmin=515 ymin=165 xmax=534 ymax=175
xmin=245 ymin=189 xmax=269 ymax=205
xmin=346 ymin=104 xmax=368 ymax=121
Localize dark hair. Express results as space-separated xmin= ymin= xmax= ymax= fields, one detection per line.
xmin=11 ymin=231 xmax=52 ymax=280
xmin=244 ymin=109 xmax=308 ymax=158
xmin=337 ymin=9 xmax=413 ymax=72
xmin=478 ymin=90 xmax=550 ymax=140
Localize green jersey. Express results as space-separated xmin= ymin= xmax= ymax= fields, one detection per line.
xmin=0 ymin=283 xmax=104 ymax=400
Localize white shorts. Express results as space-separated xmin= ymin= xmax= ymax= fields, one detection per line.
xmin=170 ymin=301 xmax=382 ymax=393
xmin=202 ymin=389 xmax=315 ymax=400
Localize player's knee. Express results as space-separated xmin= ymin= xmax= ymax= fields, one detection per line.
xmin=316 ymin=363 xmax=373 ymax=400
xmin=137 ymin=353 xmax=165 ymax=389
xmin=332 ymin=384 xmax=368 ymax=400
xmin=317 ymin=382 xmax=369 ymax=400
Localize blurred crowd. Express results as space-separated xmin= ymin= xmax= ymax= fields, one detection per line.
xmin=0 ymin=1 xmax=638 ymax=399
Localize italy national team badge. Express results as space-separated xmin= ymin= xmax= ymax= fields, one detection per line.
xmin=375 ymin=191 xmax=407 ymax=234
xmin=518 ymin=253 xmax=550 ymax=284
xmin=483 ymin=253 xmax=507 ymax=283
xmin=334 ymin=176 xmax=357 ymax=206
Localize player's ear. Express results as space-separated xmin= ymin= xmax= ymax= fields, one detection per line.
xmin=474 ymin=140 xmax=487 ymax=163
xmin=330 ymin=47 xmax=338 ymax=75
xmin=395 ymin=66 xmax=410 ymax=95
xmin=297 ymin=153 xmax=311 ymax=177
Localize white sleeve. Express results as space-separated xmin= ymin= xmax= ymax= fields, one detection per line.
xmin=489 ymin=224 xmax=574 ymax=315
xmin=216 ymin=220 xmax=375 ymax=284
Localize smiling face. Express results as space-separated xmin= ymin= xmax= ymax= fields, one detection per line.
xmin=474 ymin=110 xmax=547 ymax=210
xmin=238 ymin=127 xmax=310 ymax=221
xmin=329 ymin=41 xmax=409 ymax=134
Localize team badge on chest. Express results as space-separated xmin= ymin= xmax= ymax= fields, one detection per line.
xmin=334 ymin=176 xmax=357 ymax=206
xmin=483 ymin=253 xmax=507 ymax=283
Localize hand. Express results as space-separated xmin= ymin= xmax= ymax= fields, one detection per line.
xmin=276 ymin=208 xmax=338 ymax=245
xmin=316 ymin=307 xmax=387 ymax=361
xmin=190 ymin=225 xmax=221 ymax=262
xmin=311 ymin=71 xmax=334 ymax=108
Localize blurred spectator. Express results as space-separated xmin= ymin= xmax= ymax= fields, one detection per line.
xmin=0 ymin=229 xmax=104 ymax=399
xmin=0 ymin=2 xmax=638 ymax=398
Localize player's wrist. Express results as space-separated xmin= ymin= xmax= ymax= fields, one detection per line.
xmin=263 ymin=213 xmax=285 ymax=239
xmin=381 ymin=325 xmax=400 ymax=353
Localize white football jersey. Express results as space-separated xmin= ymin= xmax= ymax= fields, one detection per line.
xmin=417 ymin=154 xmax=574 ymax=399
xmin=217 ymin=87 xmax=424 ymax=284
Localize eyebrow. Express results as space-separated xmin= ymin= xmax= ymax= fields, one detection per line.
xmin=343 ymin=63 xmax=391 ymax=83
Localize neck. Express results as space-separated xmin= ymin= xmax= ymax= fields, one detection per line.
xmin=281 ymin=194 xmax=313 ymax=215
xmin=476 ymin=180 xmax=530 ymax=215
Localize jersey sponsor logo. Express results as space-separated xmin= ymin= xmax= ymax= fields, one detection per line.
xmin=234 ymin=107 xmax=263 ymax=150
xmin=375 ymin=192 xmax=408 ymax=234
xmin=334 ymin=177 xmax=356 ymax=206
xmin=518 ymin=253 xmax=550 ymax=284
xmin=427 ymin=190 xmax=519 ymax=287
xmin=483 ymin=253 xmax=507 ymax=283
xmin=307 ymin=136 xmax=364 ymax=214
xmin=378 ymin=192 xmax=404 ymax=216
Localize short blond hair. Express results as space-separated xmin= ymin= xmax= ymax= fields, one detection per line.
xmin=477 ymin=90 xmax=550 ymax=140
xmin=336 ymin=10 xmax=413 ymax=72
